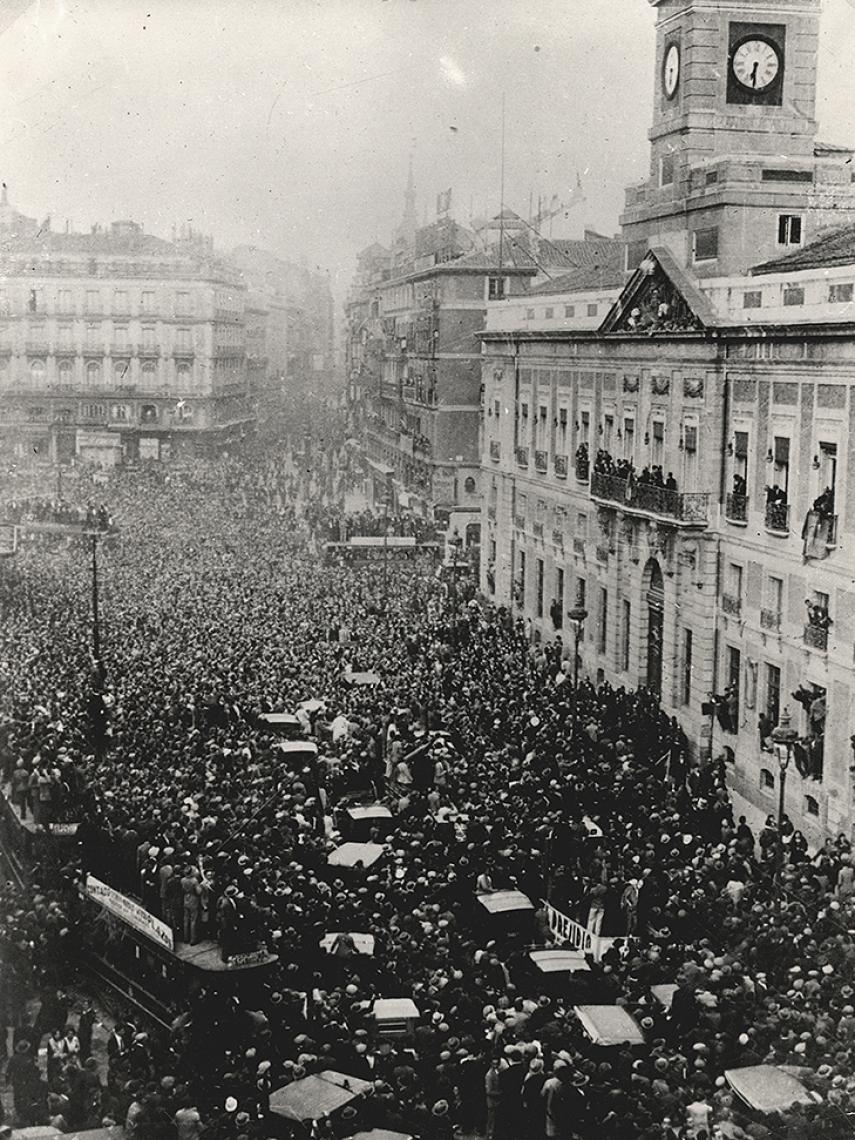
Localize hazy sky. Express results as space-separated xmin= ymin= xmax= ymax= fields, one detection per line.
xmin=2 ymin=0 xmax=855 ymax=305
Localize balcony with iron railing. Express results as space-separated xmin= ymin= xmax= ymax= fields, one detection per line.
xmin=804 ymin=623 xmax=829 ymax=652
xmin=554 ymin=454 xmax=568 ymax=478
xmin=764 ymin=500 xmax=790 ymax=534
xmin=725 ymin=493 xmax=748 ymax=523
xmin=489 ymin=440 xmax=501 ymax=461
xmin=760 ymin=608 xmax=781 ymax=631
xmin=534 ymin=449 xmax=549 ymax=473
xmin=172 ymin=345 xmax=196 ymax=359
xmin=722 ymin=593 xmax=742 ymax=618
xmin=515 ymin=446 xmax=529 ymax=467
xmin=575 ymin=453 xmax=590 ymax=482
xmin=591 ymin=471 xmax=709 ymax=526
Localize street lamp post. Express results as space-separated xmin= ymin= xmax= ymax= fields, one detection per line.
xmin=567 ymin=605 xmax=588 ymax=737
xmin=771 ymin=706 xmax=797 ymax=877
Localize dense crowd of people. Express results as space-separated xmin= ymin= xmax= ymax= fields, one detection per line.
xmin=1 ymin=430 xmax=855 ymax=1140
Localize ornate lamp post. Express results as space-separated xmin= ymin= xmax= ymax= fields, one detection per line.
xmin=567 ymin=605 xmax=588 ymax=737
xmin=771 ymin=707 xmax=797 ymax=875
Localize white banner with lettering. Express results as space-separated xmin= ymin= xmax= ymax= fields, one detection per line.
xmin=85 ymin=874 xmax=174 ymax=952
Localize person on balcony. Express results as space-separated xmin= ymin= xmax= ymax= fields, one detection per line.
xmin=665 ymin=472 xmax=677 ymax=492
xmin=813 ymin=486 xmax=835 ymax=520
xmin=732 ymin=472 xmax=746 ymax=497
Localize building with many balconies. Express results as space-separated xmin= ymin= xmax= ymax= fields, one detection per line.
xmin=0 ymin=203 xmax=252 ymax=466
xmin=480 ymin=0 xmax=855 ymax=844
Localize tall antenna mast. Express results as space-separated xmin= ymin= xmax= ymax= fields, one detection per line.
xmin=498 ymin=91 xmax=506 ymax=278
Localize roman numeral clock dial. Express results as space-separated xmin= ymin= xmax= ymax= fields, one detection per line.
xmin=731 ymin=38 xmax=780 ymax=92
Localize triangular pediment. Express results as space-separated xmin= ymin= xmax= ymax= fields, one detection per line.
xmin=601 ymin=248 xmax=712 ymax=334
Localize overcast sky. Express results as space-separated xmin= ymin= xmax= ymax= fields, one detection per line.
xmin=2 ymin=0 xmax=854 ymax=306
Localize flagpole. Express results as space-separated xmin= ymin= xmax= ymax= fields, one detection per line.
xmin=498 ymin=90 xmax=506 ymax=276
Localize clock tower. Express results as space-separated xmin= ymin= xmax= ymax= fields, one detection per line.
xmin=621 ymin=0 xmax=855 ymax=276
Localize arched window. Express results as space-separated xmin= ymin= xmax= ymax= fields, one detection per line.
xmin=58 ymin=360 xmax=73 ymax=386
xmin=464 ymin=476 xmax=477 ymax=495
xmin=114 ymin=360 xmax=130 ymax=384
xmin=176 ymin=363 xmax=192 ymax=389
xmin=86 ymin=360 xmax=101 ymax=387
xmin=760 ymin=768 xmax=775 ymax=789
xmin=30 ymin=359 xmax=46 ymax=386
xmin=141 ymin=361 xmax=157 ymax=388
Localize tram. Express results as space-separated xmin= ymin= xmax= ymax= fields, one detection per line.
xmin=81 ymin=874 xmax=278 ymax=1027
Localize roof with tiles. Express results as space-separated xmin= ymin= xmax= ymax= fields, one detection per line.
xmin=751 ymin=223 xmax=855 ymax=276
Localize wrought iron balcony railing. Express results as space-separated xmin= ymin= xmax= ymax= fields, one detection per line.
xmin=803 ymin=623 xmax=829 ymax=652
xmin=725 ymin=493 xmax=748 ymax=523
xmin=760 ymin=608 xmax=781 ymax=631
xmin=765 ymin=501 xmax=790 ymax=533
xmin=591 ymin=471 xmax=709 ymax=525
xmin=722 ymin=594 xmax=742 ymax=617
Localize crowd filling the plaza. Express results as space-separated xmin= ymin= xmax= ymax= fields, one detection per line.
xmin=3 ymin=436 xmax=855 ymax=1140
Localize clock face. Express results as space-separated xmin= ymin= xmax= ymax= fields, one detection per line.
xmin=663 ymin=44 xmax=680 ymax=99
xmin=732 ymin=38 xmax=780 ymax=91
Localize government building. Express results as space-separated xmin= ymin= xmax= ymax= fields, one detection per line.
xmin=481 ymin=0 xmax=855 ymax=842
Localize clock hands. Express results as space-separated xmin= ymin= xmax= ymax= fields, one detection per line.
xmin=750 ymin=60 xmax=759 ymax=88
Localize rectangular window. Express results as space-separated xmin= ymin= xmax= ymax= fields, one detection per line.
xmin=682 ymin=628 xmax=693 ymax=705
xmin=603 ymin=414 xmax=614 ymax=451
xmin=487 ymin=277 xmax=506 ymax=301
xmin=693 ymin=227 xmax=719 ymax=262
xmin=576 ymin=513 xmax=587 ymax=539
xmin=114 ymin=326 xmax=128 ymax=349
xmin=705 ymin=169 xmax=719 ymax=186
xmin=85 ymin=323 xmax=99 ymax=349
xmin=768 ymin=575 xmax=783 ymax=620
xmin=176 ymin=291 xmax=191 ymax=315
xmin=660 ymin=154 xmax=675 ymax=186
xmin=778 ymin=215 xmax=803 ymax=246
xmin=114 ymin=290 xmax=128 ymax=313
xmin=580 ymin=410 xmax=590 ymax=444
xmin=726 ymin=646 xmax=741 ymax=733
xmin=518 ymin=550 xmax=526 ymax=602
xmin=57 ymin=289 xmax=73 ymax=314
xmin=765 ymin=663 xmax=781 ymax=725
xmin=743 ymin=291 xmax=762 ymax=309
xmin=556 ymin=569 xmax=564 ymax=627
xmin=598 ymin=587 xmax=608 ymax=654
xmin=526 ymin=308 xmax=535 ymax=320
xmin=536 ymin=558 xmax=544 ymax=619
xmin=623 ymin=417 xmax=635 ymax=459
xmin=57 ymin=324 xmax=72 ymax=348
xmin=727 ymin=562 xmax=743 ymax=601
xmin=142 ymin=325 xmax=156 ymax=348
xmin=828 ymin=283 xmax=854 ymax=304
xmin=652 ymin=419 xmax=665 ymax=465
xmin=773 ymin=436 xmax=790 ymax=493
xmin=587 ymin=303 xmax=598 ymax=318
xmin=141 ymin=291 xmax=156 ymax=313
xmin=576 ymin=576 xmax=586 ymax=610
xmin=684 ymin=424 xmax=698 ymax=452
xmin=819 ymin=440 xmax=838 ymax=496
xmin=621 ymin=600 xmax=631 ymax=672
xmin=564 ymin=305 xmax=575 ymax=318
xmin=544 ymin=307 xmax=554 ymax=319
xmin=85 ymin=290 xmax=100 ymax=314
xmin=783 ymin=285 xmax=805 ymax=306
xmin=177 ymin=327 xmax=191 ymax=349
